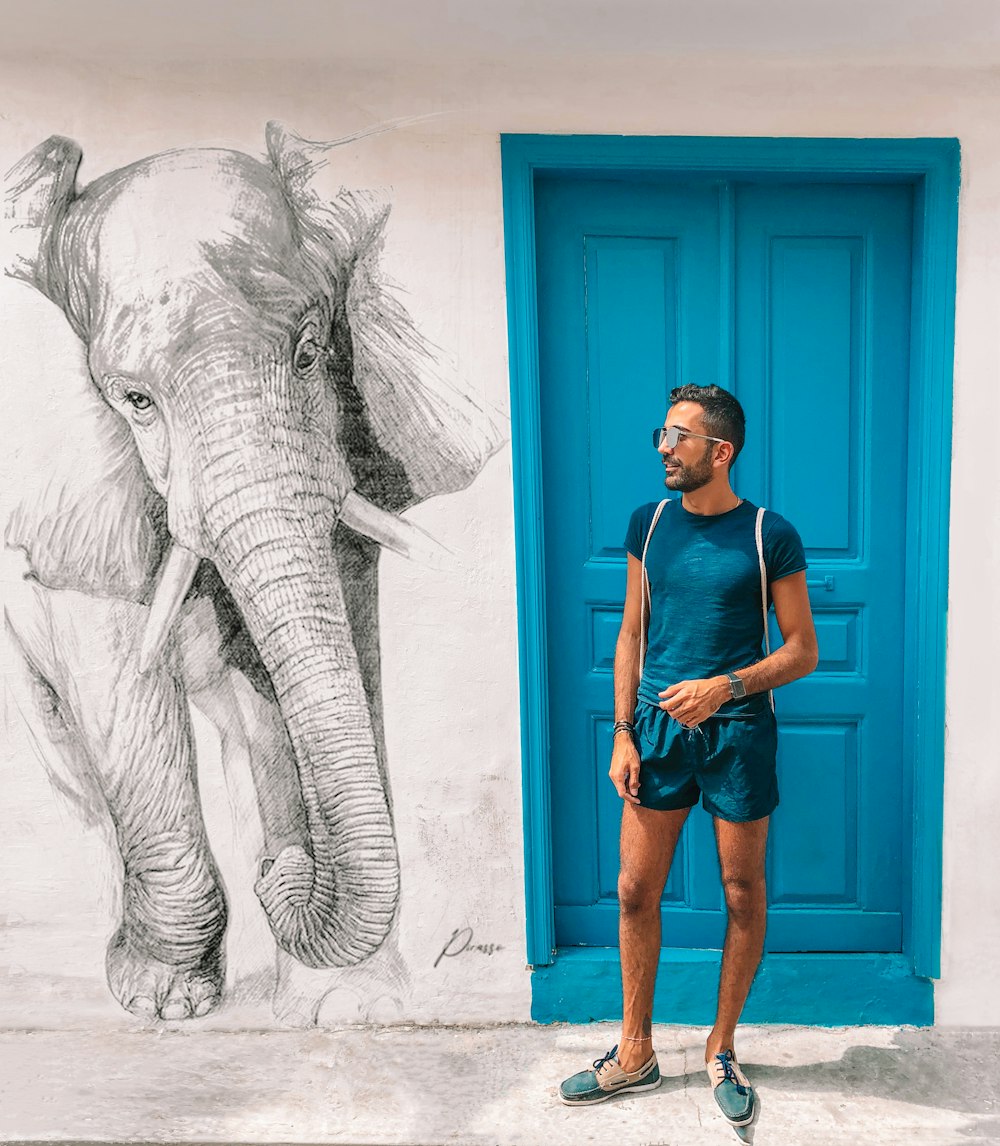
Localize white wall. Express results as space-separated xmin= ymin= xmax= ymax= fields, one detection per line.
xmin=2 ymin=50 xmax=998 ymax=1026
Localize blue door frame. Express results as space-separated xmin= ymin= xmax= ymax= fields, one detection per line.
xmin=501 ymin=135 xmax=959 ymax=1025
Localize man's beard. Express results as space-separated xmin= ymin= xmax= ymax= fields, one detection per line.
xmin=664 ymin=446 xmax=714 ymax=492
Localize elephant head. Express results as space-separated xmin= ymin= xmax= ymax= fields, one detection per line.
xmin=4 ymin=125 xmax=503 ymax=968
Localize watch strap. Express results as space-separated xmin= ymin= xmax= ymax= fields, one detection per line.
xmin=725 ymin=671 xmax=746 ymax=699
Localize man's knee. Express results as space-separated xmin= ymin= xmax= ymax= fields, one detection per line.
xmin=722 ymin=874 xmax=766 ymax=925
xmin=618 ymin=869 xmax=662 ymax=916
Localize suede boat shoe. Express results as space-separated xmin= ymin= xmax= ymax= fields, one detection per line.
xmin=559 ymin=1044 xmax=661 ymax=1106
xmin=706 ymin=1048 xmax=755 ymax=1126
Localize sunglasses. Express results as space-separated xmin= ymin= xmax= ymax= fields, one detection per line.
xmin=652 ymin=426 xmax=728 ymax=449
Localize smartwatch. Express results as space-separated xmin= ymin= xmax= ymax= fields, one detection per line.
xmin=725 ymin=672 xmax=746 ymax=700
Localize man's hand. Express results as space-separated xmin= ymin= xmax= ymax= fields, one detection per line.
xmin=609 ymin=735 xmax=641 ymax=805
xmin=659 ymin=677 xmax=729 ymax=727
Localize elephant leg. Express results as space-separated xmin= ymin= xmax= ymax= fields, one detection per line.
xmin=180 ymin=594 xmax=315 ymax=1014
xmin=179 ymin=595 xmax=308 ymax=865
xmin=8 ymin=576 xmax=227 ymax=1019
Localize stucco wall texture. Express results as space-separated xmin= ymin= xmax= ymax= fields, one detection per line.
xmin=1 ymin=53 xmax=997 ymax=1028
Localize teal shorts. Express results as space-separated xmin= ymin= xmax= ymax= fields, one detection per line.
xmin=633 ymin=696 xmax=778 ymax=823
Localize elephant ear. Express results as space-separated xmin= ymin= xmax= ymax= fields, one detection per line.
xmin=266 ymin=122 xmax=505 ymax=513
xmin=340 ymin=205 xmax=505 ymax=509
xmin=4 ymin=136 xmax=81 ymax=298
xmin=3 ymin=145 xmax=166 ymax=601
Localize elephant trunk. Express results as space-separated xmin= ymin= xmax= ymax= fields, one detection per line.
xmin=204 ymin=482 xmax=399 ymax=967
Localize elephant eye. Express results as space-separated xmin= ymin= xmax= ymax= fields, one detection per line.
xmin=293 ymin=334 xmax=322 ymax=375
xmin=125 ymin=391 xmax=154 ymax=411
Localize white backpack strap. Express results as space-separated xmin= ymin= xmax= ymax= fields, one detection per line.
xmin=755 ymin=506 xmax=775 ymax=713
xmin=639 ymin=499 xmax=669 ymax=677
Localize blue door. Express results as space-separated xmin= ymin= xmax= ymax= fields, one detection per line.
xmin=535 ymin=175 xmax=913 ymax=954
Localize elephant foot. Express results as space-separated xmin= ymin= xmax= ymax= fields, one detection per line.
xmin=106 ymin=926 xmax=225 ymax=1020
xmin=272 ymin=983 xmax=404 ymax=1027
xmin=272 ymin=925 xmax=411 ymax=1027
xmin=356 ymin=991 xmax=407 ymax=1025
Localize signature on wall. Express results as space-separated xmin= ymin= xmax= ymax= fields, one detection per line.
xmin=434 ymin=927 xmax=504 ymax=968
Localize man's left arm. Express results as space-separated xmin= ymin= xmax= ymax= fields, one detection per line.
xmin=660 ymin=571 xmax=819 ymax=725
xmin=728 ymin=570 xmax=819 ymax=696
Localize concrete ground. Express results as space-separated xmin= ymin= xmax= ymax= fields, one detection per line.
xmin=1 ymin=1023 xmax=999 ymax=1145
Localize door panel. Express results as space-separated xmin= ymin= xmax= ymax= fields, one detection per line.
xmin=535 ymin=178 xmax=723 ymax=924
xmin=738 ymin=184 xmax=911 ymax=949
xmin=535 ymin=175 xmax=913 ymax=953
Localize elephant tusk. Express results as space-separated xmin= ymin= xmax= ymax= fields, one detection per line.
xmin=339 ymin=490 xmax=451 ymax=567
xmin=138 ymin=543 xmax=201 ymax=673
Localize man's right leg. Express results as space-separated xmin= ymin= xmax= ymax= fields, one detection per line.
xmin=616 ymin=802 xmax=690 ymax=1072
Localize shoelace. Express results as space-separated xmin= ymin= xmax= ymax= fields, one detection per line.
xmin=714 ymin=1051 xmax=748 ymax=1095
xmin=592 ymin=1045 xmax=619 ymax=1071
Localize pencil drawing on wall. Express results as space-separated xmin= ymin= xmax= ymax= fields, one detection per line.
xmin=2 ymin=122 xmax=502 ymax=1022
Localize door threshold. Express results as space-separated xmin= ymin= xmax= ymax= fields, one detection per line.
xmin=531 ymin=947 xmax=933 ymax=1026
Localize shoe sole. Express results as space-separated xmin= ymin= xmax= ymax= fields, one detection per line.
xmin=559 ymin=1076 xmax=662 ymax=1107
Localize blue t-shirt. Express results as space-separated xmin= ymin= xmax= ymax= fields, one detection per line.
xmin=624 ymin=499 xmax=807 ymax=708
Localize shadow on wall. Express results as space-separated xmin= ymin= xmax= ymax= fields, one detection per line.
xmin=2 ymin=121 xmax=505 ymax=1027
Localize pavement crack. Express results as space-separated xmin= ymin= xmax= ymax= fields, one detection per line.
xmin=681 ymin=1046 xmax=704 ymax=1129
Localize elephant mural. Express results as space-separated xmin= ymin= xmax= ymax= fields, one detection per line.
xmin=2 ymin=124 xmax=502 ymax=1020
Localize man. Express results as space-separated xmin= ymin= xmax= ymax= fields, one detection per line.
xmin=559 ymin=384 xmax=818 ymax=1127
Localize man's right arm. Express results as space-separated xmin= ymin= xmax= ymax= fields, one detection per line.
xmin=614 ymin=553 xmax=645 ymax=722
xmin=609 ymin=553 xmax=645 ymax=805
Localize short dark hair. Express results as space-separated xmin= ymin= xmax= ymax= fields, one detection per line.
xmin=668 ymin=383 xmax=746 ymax=470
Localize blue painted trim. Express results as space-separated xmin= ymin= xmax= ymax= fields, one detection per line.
xmin=532 ymin=948 xmax=934 ymax=1027
xmin=501 ymin=134 xmax=959 ymax=178
xmin=502 ymin=139 xmax=556 ymax=966
xmin=905 ymin=144 xmax=960 ymax=980
xmin=718 ymin=181 xmax=736 ymax=390
xmin=500 ymin=134 xmax=959 ymax=1000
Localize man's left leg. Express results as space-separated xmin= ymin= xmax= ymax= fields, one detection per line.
xmin=708 ymin=814 xmax=769 ymax=1055
xmin=705 ymin=814 xmax=769 ymax=1124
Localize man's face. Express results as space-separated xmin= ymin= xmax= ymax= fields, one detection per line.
xmin=658 ymin=402 xmax=720 ymax=492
